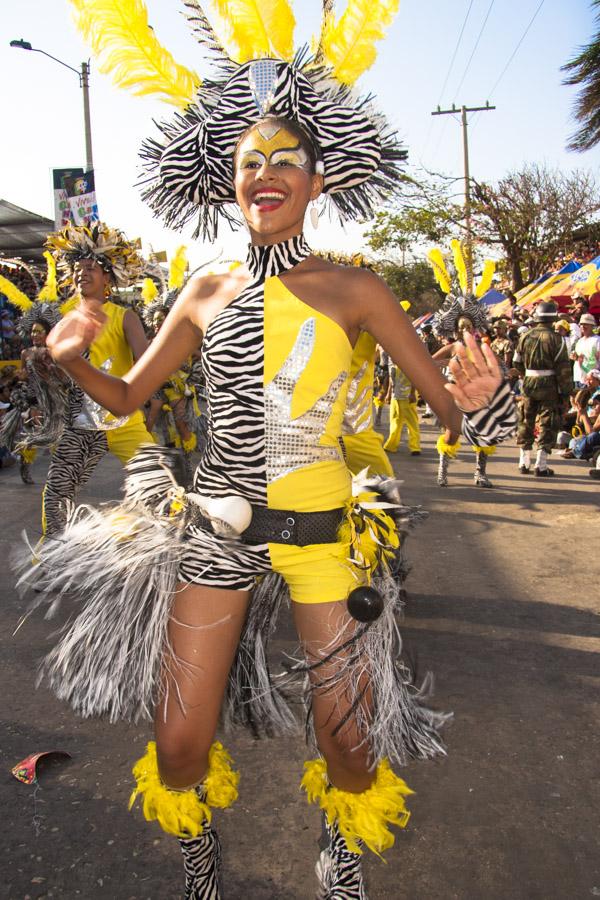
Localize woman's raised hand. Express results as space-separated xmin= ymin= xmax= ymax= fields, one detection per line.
xmin=445 ymin=331 xmax=502 ymax=412
xmin=46 ymin=308 xmax=106 ymax=365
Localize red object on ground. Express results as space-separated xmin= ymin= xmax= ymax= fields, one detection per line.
xmin=11 ymin=750 xmax=72 ymax=784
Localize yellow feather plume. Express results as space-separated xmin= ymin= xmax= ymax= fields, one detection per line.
xmin=141 ymin=277 xmax=158 ymax=304
xmin=320 ymin=0 xmax=400 ymax=85
xmin=69 ymin=0 xmax=201 ymax=109
xmin=0 ymin=275 xmax=32 ymax=313
xmin=427 ymin=248 xmax=451 ymax=295
xmin=37 ymin=252 xmax=58 ymax=303
xmin=168 ymin=245 xmax=188 ymax=291
xmin=475 ymin=259 xmax=496 ymax=298
xmin=207 ymin=0 xmax=295 ymax=63
xmin=450 ymin=239 xmax=469 ymax=294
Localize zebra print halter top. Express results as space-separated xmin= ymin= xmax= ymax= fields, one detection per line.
xmin=194 ymin=234 xmax=312 ymax=506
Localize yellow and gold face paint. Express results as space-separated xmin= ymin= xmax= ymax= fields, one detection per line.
xmin=236 ymin=122 xmax=310 ymax=172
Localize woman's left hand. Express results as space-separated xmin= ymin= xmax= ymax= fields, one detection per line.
xmin=445 ymin=331 xmax=502 ymax=413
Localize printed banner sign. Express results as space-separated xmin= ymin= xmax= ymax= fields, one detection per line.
xmin=53 ymin=167 xmax=84 ymax=230
xmin=63 ymin=171 xmax=99 ymax=226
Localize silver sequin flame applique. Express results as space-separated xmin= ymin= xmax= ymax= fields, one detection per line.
xmin=342 ymin=361 xmax=373 ymax=435
xmin=73 ymin=358 xmax=130 ymax=431
xmin=265 ymin=318 xmax=348 ymax=483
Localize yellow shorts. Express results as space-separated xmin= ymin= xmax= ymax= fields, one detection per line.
xmin=269 ymin=539 xmax=362 ymax=604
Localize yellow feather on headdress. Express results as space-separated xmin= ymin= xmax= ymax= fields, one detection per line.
xmin=0 ymin=275 xmax=32 ymax=312
xmin=320 ymin=0 xmax=400 ymax=85
xmin=426 ymin=248 xmax=451 ymax=295
xmin=168 ymin=246 xmax=188 ymax=291
xmin=475 ymin=259 xmax=496 ymax=298
xmin=141 ymin=277 xmax=159 ymax=304
xmin=69 ymin=0 xmax=201 ymax=109
xmin=450 ymin=239 xmax=469 ymax=294
xmin=207 ymin=0 xmax=295 ymax=63
xmin=37 ymin=251 xmax=58 ymax=303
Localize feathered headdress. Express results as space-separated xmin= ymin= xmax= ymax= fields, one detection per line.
xmin=46 ymin=221 xmax=145 ymax=289
xmin=68 ymin=0 xmax=406 ymax=238
xmin=0 ymin=252 xmax=64 ymax=338
xmin=141 ymin=245 xmax=188 ymax=327
xmin=428 ymin=241 xmax=495 ymax=339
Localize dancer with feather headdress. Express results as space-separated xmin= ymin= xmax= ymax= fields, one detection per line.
xmin=19 ymin=2 xmax=516 ymax=897
xmin=428 ymin=241 xmax=506 ymax=489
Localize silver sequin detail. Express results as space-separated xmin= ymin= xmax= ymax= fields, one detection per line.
xmin=248 ymin=60 xmax=278 ymax=116
xmin=73 ymin=358 xmax=130 ymax=431
xmin=265 ymin=318 xmax=348 ymax=483
xmin=342 ymin=361 xmax=373 ymax=435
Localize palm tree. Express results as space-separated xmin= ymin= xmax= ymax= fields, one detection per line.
xmin=563 ymin=0 xmax=600 ymax=152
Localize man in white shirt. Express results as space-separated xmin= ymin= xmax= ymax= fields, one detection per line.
xmin=572 ymin=313 xmax=600 ymax=386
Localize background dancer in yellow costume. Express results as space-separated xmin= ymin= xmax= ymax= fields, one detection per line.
xmin=40 ymin=222 xmax=154 ymax=536
xmin=428 ymin=242 xmax=499 ymax=488
xmin=20 ymin=3 xmax=515 ymax=898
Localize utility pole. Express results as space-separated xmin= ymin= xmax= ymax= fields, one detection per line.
xmin=80 ymin=60 xmax=94 ymax=173
xmin=431 ymin=102 xmax=495 ymax=291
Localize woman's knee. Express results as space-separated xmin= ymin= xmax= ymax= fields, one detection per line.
xmin=155 ymin=724 xmax=211 ymax=785
xmin=315 ymin=725 xmax=371 ymax=775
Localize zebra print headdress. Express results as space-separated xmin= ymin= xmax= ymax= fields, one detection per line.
xmin=69 ymin=0 xmax=406 ymax=239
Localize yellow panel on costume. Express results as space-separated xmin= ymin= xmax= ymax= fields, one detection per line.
xmin=263 ymin=276 xmax=353 ymax=513
xmin=90 ymin=301 xmax=145 ymax=427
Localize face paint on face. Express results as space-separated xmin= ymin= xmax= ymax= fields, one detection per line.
xmin=236 ymin=122 xmax=311 ymax=175
xmin=31 ymin=325 xmax=47 ymax=344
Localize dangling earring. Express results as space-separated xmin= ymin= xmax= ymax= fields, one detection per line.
xmin=103 ymin=284 xmax=112 ymax=299
xmin=310 ymin=200 xmax=319 ymax=230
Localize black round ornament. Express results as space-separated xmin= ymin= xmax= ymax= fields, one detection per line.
xmin=346 ymin=586 xmax=384 ymax=622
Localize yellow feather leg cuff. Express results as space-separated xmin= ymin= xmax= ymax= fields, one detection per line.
xmin=129 ymin=741 xmax=239 ymax=837
xmin=182 ymin=433 xmax=197 ymax=453
xmin=471 ymin=445 xmax=496 ymax=456
xmin=20 ymin=447 xmax=37 ymax=463
xmin=436 ymin=435 xmax=461 ymax=458
xmin=302 ymin=758 xmax=413 ymax=856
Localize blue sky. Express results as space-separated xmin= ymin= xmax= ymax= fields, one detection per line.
xmin=1 ymin=0 xmax=599 ymax=265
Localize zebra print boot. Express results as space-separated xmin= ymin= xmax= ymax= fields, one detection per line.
xmin=473 ymin=450 xmax=493 ymax=488
xmin=179 ymin=823 xmax=222 ymax=900
xmin=437 ymin=451 xmax=449 ymax=487
xmin=315 ymin=817 xmax=368 ymax=900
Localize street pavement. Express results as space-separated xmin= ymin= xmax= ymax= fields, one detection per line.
xmin=2 ymin=418 xmax=599 ymax=900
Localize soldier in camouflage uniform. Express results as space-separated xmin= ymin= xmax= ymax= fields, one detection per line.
xmin=513 ymin=301 xmax=573 ymax=476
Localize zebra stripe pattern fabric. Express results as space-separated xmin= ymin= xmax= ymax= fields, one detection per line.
xmin=460 ymin=380 xmax=517 ymax=447
xmin=43 ymin=429 xmax=109 ymax=535
xmin=179 ymin=827 xmax=222 ymax=900
xmin=178 ymin=235 xmax=311 ymax=589
xmin=316 ymin=817 xmax=368 ymax=900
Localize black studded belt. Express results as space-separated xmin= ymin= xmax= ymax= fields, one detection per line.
xmin=192 ymin=504 xmax=346 ymax=546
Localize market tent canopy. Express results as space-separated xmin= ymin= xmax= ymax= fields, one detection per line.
xmin=532 ymin=254 xmax=600 ymax=302
xmin=0 ymin=199 xmax=54 ymax=263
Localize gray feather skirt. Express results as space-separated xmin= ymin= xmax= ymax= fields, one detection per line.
xmin=15 ymin=446 xmax=450 ymax=768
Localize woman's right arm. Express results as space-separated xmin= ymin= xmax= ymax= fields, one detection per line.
xmin=47 ymin=284 xmax=205 ymax=417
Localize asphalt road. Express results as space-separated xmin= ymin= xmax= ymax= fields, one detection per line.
xmin=2 ymin=419 xmax=599 ymax=900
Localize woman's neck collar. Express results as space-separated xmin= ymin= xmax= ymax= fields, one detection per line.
xmin=246 ymin=233 xmax=311 ymax=281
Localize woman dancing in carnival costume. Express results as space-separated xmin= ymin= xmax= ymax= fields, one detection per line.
xmin=0 ymin=253 xmax=64 ymax=484
xmin=39 ymin=221 xmax=155 ymax=537
xmin=428 ymin=242 xmax=499 ymax=489
xmin=20 ymin=2 xmax=515 ymax=897
xmin=141 ymin=247 xmax=208 ymax=464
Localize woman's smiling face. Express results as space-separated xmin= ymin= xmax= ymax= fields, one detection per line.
xmin=234 ymin=119 xmax=322 ymax=244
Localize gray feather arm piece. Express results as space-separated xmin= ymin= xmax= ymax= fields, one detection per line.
xmin=17 ymin=350 xmax=71 ymax=449
xmin=0 ymin=406 xmax=24 ymax=452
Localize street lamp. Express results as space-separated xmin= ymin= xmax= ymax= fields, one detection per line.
xmin=10 ymin=39 xmax=94 ymax=172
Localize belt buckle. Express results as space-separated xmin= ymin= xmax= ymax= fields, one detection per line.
xmin=280 ymin=514 xmax=296 ymax=544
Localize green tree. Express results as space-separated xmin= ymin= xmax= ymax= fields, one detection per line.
xmin=472 ymin=164 xmax=600 ymax=289
xmin=563 ymin=0 xmax=600 ymax=152
xmin=375 ymin=260 xmax=442 ymax=318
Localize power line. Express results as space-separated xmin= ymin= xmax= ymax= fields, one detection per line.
xmin=487 ymin=0 xmax=545 ymax=98
xmin=470 ymin=0 xmax=546 ymax=131
xmin=436 ymin=0 xmax=476 ymax=107
xmin=453 ymin=0 xmax=497 ymax=98
xmin=420 ymin=0 xmax=476 ymax=161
